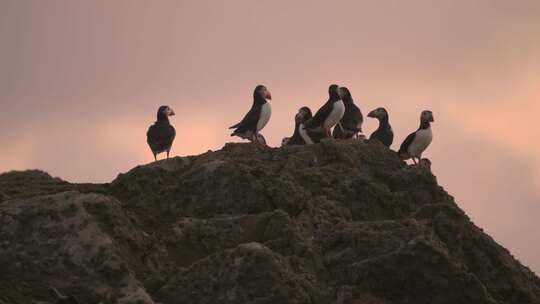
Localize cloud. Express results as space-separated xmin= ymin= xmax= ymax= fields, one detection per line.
xmin=444 ymin=85 xmax=540 ymax=188
xmin=0 ymin=133 xmax=36 ymax=171
xmin=431 ymin=122 xmax=540 ymax=273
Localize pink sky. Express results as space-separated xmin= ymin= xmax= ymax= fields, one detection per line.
xmin=1 ymin=0 xmax=539 ymax=272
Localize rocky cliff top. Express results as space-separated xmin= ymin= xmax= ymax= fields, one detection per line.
xmin=1 ymin=140 xmax=539 ymax=304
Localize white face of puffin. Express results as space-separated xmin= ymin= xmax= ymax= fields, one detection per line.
xmin=338 ymin=87 xmax=346 ymax=99
xmin=421 ymin=110 xmax=434 ymax=122
xmin=295 ymin=108 xmax=308 ymax=123
xmin=163 ymin=106 xmax=175 ymax=116
xmin=258 ymin=86 xmax=272 ymax=100
xmin=295 ymin=111 xmax=302 ymax=124
xmin=368 ymin=108 xmax=387 ymax=120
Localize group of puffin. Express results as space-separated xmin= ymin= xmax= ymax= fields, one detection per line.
xmin=146 ymin=84 xmax=434 ymax=166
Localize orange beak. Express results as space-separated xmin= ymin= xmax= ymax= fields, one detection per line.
xmin=265 ymin=90 xmax=272 ymax=100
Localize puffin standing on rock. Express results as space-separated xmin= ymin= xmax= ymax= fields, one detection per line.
xmin=284 ymin=106 xmax=314 ymax=145
xmin=230 ymin=85 xmax=272 ymax=146
xmin=399 ymin=110 xmax=434 ymax=164
xmin=332 ymin=87 xmax=363 ymax=139
xmin=367 ymin=107 xmax=393 ymax=147
xmin=304 ymin=84 xmax=345 ymax=137
xmin=147 ymin=105 xmax=176 ymax=161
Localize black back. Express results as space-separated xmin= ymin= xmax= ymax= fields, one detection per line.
xmin=369 ymin=114 xmax=393 ymax=147
xmin=230 ymin=85 xmax=267 ymax=135
xmin=147 ymin=107 xmax=176 ymax=154
xmin=333 ymin=87 xmax=363 ymax=139
xmin=305 ymin=84 xmax=340 ymax=129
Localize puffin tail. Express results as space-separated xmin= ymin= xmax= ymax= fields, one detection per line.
xmin=230 ymin=128 xmax=241 ymax=136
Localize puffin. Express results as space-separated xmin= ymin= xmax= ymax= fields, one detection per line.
xmin=147 ymin=105 xmax=176 ymax=161
xmin=287 ymin=106 xmax=314 ymax=145
xmin=304 ymin=84 xmax=345 ymax=137
xmin=398 ymin=110 xmax=434 ymax=164
xmin=332 ymin=87 xmax=363 ymax=139
xmin=229 ymin=85 xmax=272 ymax=146
xmin=367 ymin=107 xmax=393 ymax=147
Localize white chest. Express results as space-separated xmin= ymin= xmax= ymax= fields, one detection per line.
xmin=257 ymin=102 xmax=272 ymax=131
xmin=324 ymin=100 xmax=345 ymax=129
xmin=298 ymin=123 xmax=313 ymax=145
xmin=408 ymin=127 xmax=433 ymax=157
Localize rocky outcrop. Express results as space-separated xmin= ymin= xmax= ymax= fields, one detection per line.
xmin=1 ymin=140 xmax=539 ymax=304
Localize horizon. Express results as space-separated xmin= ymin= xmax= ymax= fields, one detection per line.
xmin=1 ymin=0 xmax=539 ymax=273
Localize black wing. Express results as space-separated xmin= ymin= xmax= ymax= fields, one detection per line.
xmin=299 ymin=118 xmax=325 ymax=143
xmin=308 ymin=129 xmax=325 ymax=143
xmin=332 ymin=124 xmax=346 ymax=139
xmin=398 ymin=131 xmax=416 ymax=156
xmin=305 ymin=101 xmax=333 ymax=129
xmin=348 ymin=104 xmax=363 ymax=132
xmin=341 ymin=105 xmax=363 ymax=134
xmin=369 ymin=127 xmax=393 ymax=147
xmin=229 ymin=104 xmax=260 ymax=134
xmin=147 ymin=123 xmax=176 ymax=153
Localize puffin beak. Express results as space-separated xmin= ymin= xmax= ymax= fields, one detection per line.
xmin=367 ymin=110 xmax=376 ymax=118
xmin=169 ymin=109 xmax=175 ymax=116
xmin=430 ymin=115 xmax=434 ymax=122
xmin=265 ymin=90 xmax=272 ymax=100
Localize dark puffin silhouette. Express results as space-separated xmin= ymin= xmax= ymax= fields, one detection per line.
xmin=399 ymin=110 xmax=434 ymax=164
xmin=367 ymin=107 xmax=393 ymax=147
xmin=285 ymin=106 xmax=314 ymax=145
xmin=147 ymin=105 xmax=176 ymax=161
xmin=332 ymin=87 xmax=363 ymax=139
xmin=304 ymin=84 xmax=345 ymax=137
xmin=229 ymin=85 xmax=272 ymax=146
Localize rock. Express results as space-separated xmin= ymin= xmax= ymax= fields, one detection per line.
xmin=1 ymin=140 xmax=539 ymax=303
xmin=156 ymin=242 xmax=316 ymax=303
xmin=0 ymin=191 xmax=155 ymax=303
xmin=0 ymin=170 xmax=107 ymax=203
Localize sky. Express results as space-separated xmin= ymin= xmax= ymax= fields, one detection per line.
xmin=1 ymin=0 xmax=539 ymax=272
